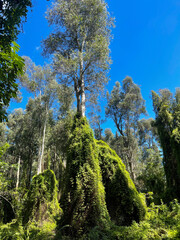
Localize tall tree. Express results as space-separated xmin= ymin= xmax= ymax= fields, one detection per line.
xmin=43 ymin=0 xmax=113 ymax=117
xmin=136 ymin=118 xmax=165 ymax=202
xmin=106 ymin=77 xmax=146 ymax=180
xmin=20 ymin=57 xmax=58 ymax=174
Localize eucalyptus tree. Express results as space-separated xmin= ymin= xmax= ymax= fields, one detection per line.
xmin=43 ymin=0 xmax=113 ymax=117
xmin=136 ymin=118 xmax=165 ymax=200
xmin=104 ymin=128 xmax=114 ymax=145
xmin=137 ymin=118 xmax=157 ymax=148
xmin=20 ymin=57 xmax=58 ymax=174
xmin=7 ymin=109 xmax=28 ymax=189
xmin=106 ymin=77 xmax=146 ymax=180
xmin=7 ymin=99 xmax=52 ymax=188
xmin=7 ymin=107 xmax=41 ymax=189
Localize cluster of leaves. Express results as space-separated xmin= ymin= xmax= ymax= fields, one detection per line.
xmin=0 ymin=0 xmax=32 ymax=46
xmin=0 ymin=143 xmax=10 ymax=190
xmin=0 ymin=43 xmax=24 ymax=121
xmin=0 ymin=0 xmax=32 ymax=122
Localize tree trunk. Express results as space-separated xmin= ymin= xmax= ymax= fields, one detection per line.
xmin=37 ymin=105 xmax=48 ymax=174
xmin=81 ymin=79 xmax=85 ymax=117
xmin=77 ymin=91 xmax=81 ymax=114
xmin=16 ymin=156 xmax=21 ymax=190
xmin=74 ymin=79 xmax=81 ymax=114
xmin=80 ymin=51 xmax=85 ymax=117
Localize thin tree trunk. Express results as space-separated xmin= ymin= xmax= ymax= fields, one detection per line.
xmin=74 ymin=78 xmax=81 ymax=114
xmin=37 ymin=144 xmax=42 ymax=174
xmin=77 ymin=92 xmax=81 ymax=114
xmin=81 ymin=79 xmax=85 ymax=117
xmin=16 ymin=156 xmax=21 ymax=190
xmin=37 ymin=105 xmax=48 ymax=174
xmin=129 ymin=155 xmax=136 ymax=182
xmin=80 ymin=51 xmax=85 ymax=117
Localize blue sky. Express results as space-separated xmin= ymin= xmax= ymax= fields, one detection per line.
xmin=10 ymin=0 xmax=180 ymax=131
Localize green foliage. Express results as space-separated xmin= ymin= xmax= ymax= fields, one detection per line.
xmin=22 ymin=169 xmax=62 ymax=226
xmin=106 ymin=78 xmax=146 ymax=137
xmin=0 ymin=0 xmax=32 ymax=47
xmin=0 ymin=143 xmax=10 ymax=191
xmin=24 ymin=221 xmax=56 ymax=240
xmin=0 ymin=220 xmax=24 ymax=240
xmin=137 ymin=149 xmax=166 ymax=204
xmin=0 ymin=42 xmax=24 ymax=121
xmin=87 ymin=200 xmax=180 ymax=239
xmin=106 ymin=77 xmax=146 ymax=180
xmin=96 ymin=140 xmax=147 ymax=226
xmin=59 ymin=115 xmax=110 ymax=238
xmin=0 ymin=0 xmax=32 ymax=122
xmin=0 ymin=220 xmax=56 ymax=240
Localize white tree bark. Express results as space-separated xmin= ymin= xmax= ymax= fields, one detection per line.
xmin=37 ymin=105 xmax=48 ymax=174
xmin=81 ymin=79 xmax=86 ymax=117
xmin=80 ymin=50 xmax=85 ymax=117
xmin=16 ymin=156 xmax=21 ymax=190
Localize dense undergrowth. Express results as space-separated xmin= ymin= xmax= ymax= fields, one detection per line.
xmin=0 ymin=117 xmax=180 ymax=239
xmin=1 ymin=200 xmax=180 ymax=239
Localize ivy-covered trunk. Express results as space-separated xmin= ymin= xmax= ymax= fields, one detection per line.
xmin=59 ymin=115 xmax=110 ymax=237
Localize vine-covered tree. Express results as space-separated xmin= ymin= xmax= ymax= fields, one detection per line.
xmin=43 ymin=0 xmax=113 ymax=117
xmin=152 ymin=89 xmax=180 ymax=201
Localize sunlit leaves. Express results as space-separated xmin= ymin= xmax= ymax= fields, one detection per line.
xmin=0 ymin=42 xmax=24 ymax=121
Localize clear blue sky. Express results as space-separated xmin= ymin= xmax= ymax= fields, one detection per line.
xmin=10 ymin=0 xmax=180 ymax=131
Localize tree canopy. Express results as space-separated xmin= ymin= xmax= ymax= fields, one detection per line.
xmin=43 ymin=0 xmax=113 ymax=117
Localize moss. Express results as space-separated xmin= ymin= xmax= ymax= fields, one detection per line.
xmin=59 ymin=116 xmax=110 ymax=238
xmin=96 ymin=140 xmax=147 ymax=226
xmin=22 ymin=169 xmax=62 ymax=226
